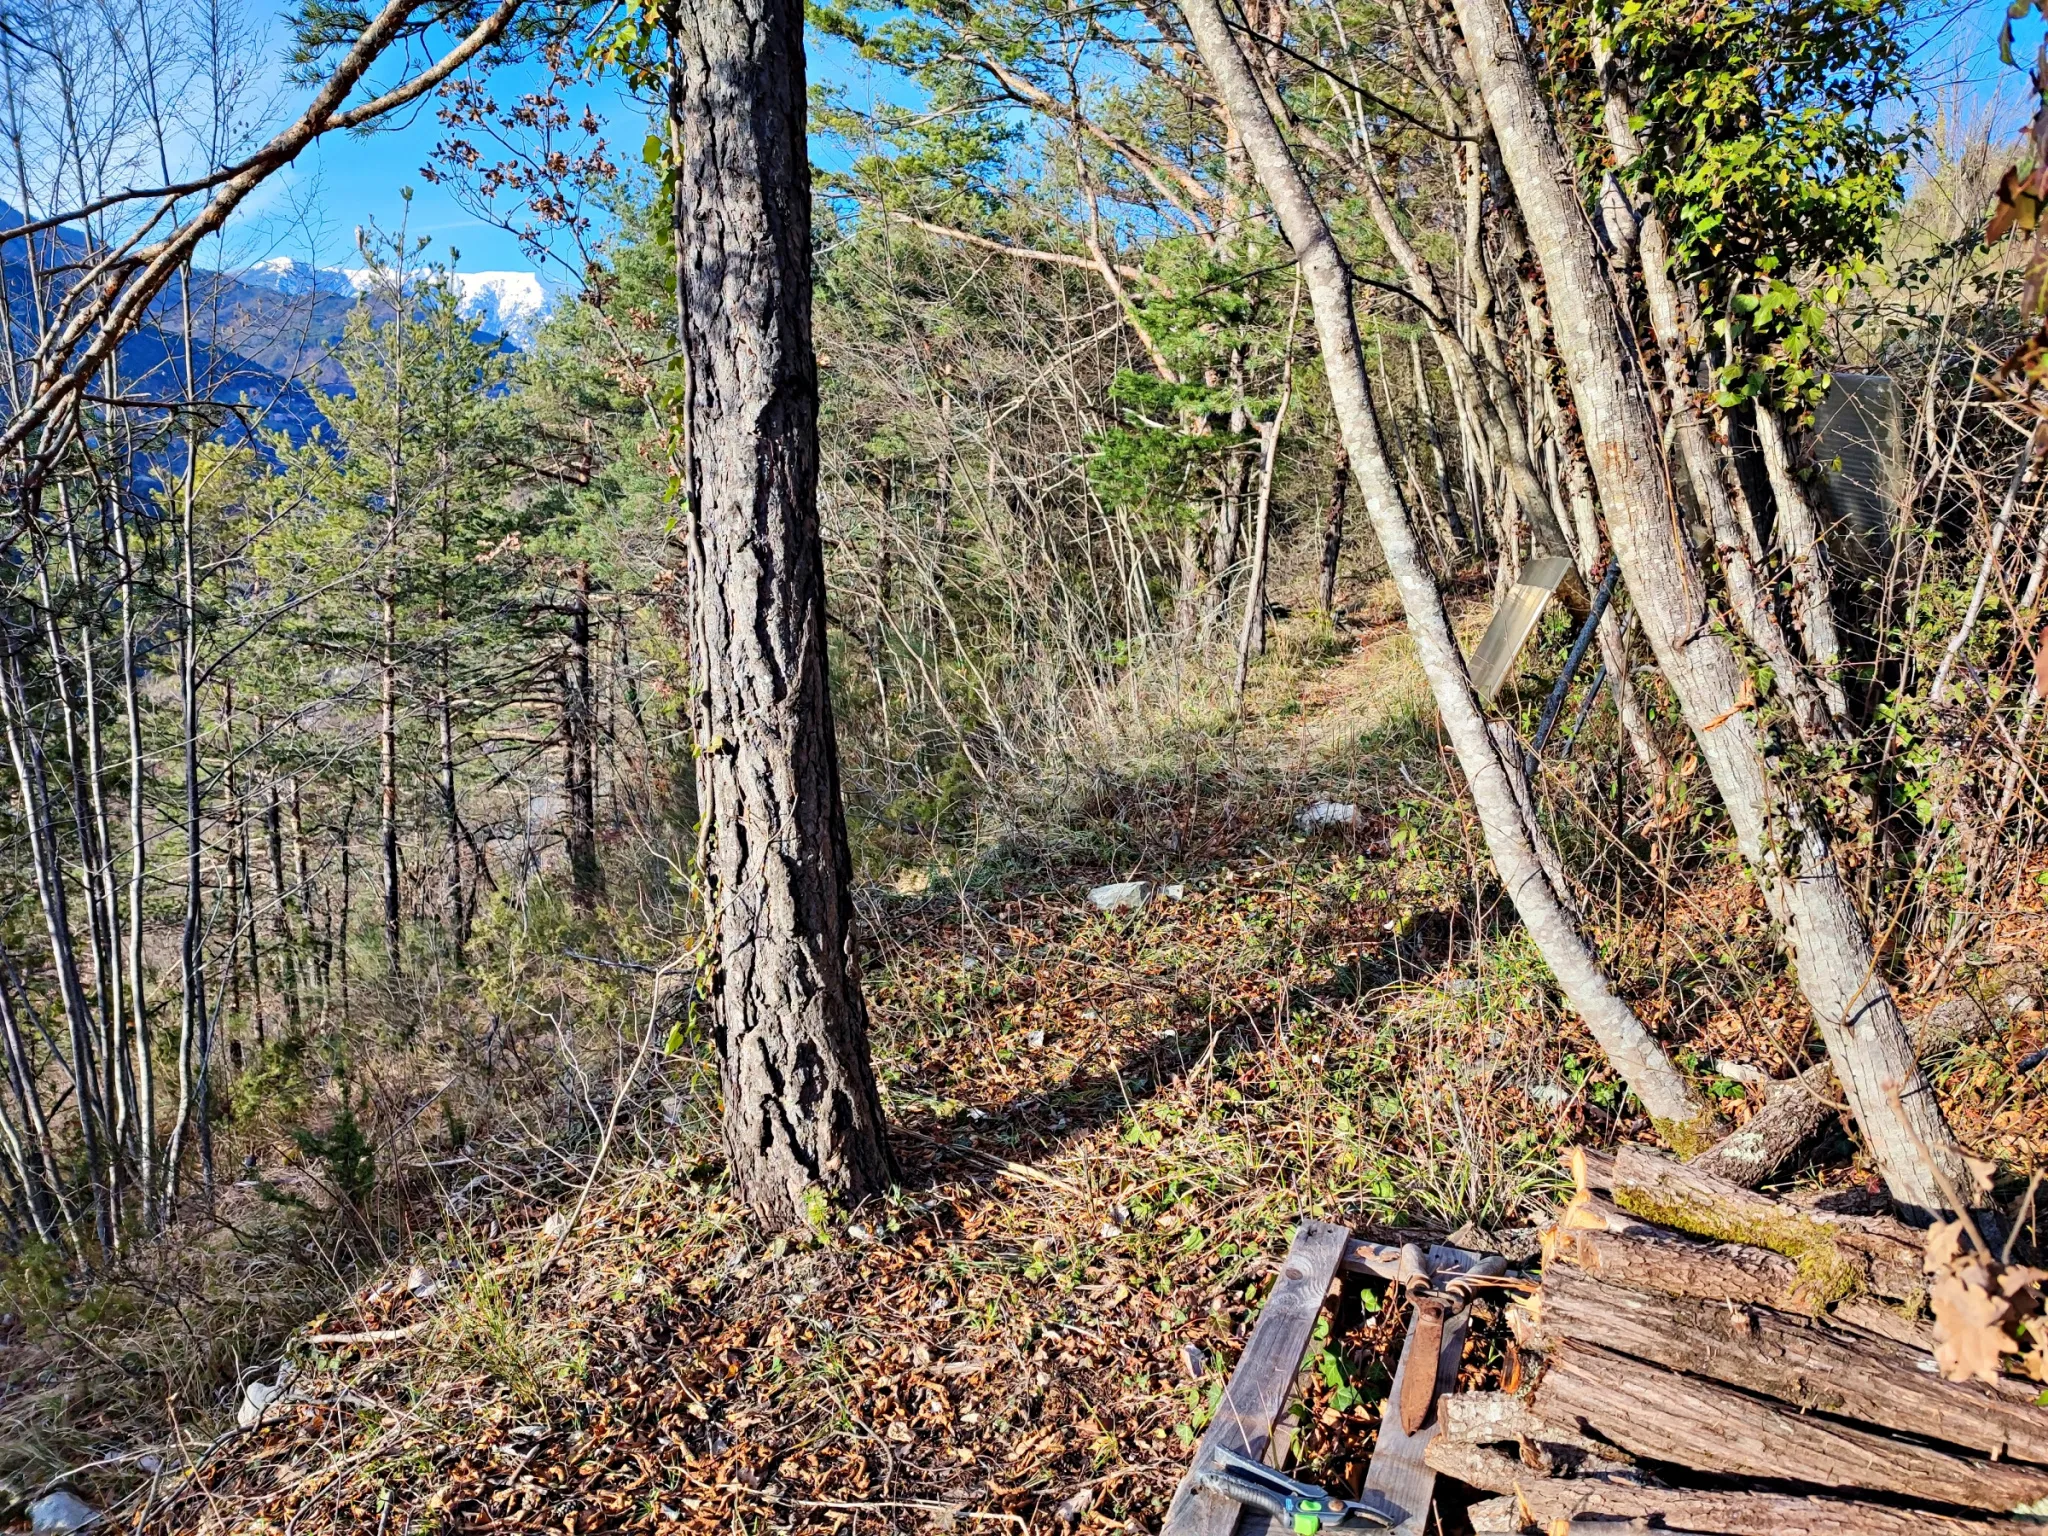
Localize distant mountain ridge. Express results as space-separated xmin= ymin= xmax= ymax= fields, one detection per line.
xmin=2 ymin=201 xmax=566 ymax=442
xmin=237 ymin=258 xmax=563 ymax=349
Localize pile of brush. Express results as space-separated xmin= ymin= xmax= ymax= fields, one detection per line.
xmin=1425 ymin=1146 xmax=2048 ymax=1534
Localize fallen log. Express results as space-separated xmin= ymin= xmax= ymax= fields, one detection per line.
xmin=1609 ymin=1145 xmax=1925 ymax=1302
xmin=1436 ymin=1390 xmax=1638 ymax=1479
xmin=1532 ymin=1340 xmax=2048 ymax=1511
xmin=1440 ymin=1391 xmax=1605 ymax=1451
xmin=1830 ymin=1294 xmax=1942 ymax=1352
xmin=1431 ymin=1443 xmax=2029 ymax=1534
xmin=1540 ymin=1265 xmax=2048 ymax=1464
xmin=1551 ymin=1221 xmax=1816 ymax=1310
xmin=1689 ymin=1063 xmax=1837 ymax=1188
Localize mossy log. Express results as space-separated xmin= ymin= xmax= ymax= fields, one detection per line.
xmin=1532 ymin=1340 xmax=2048 ymax=1511
xmin=1610 ymin=1145 xmax=1924 ymax=1302
xmin=1551 ymin=1220 xmax=1817 ymax=1310
xmin=1540 ymin=1266 xmax=2048 ymax=1464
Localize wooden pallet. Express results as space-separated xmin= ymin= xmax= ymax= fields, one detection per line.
xmin=1161 ymin=1225 xmax=1501 ymax=1536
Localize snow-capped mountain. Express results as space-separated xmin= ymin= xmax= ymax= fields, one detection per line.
xmin=3 ymin=199 xmax=574 ymax=444
xmin=442 ymin=271 xmax=560 ymax=350
xmin=236 ymin=259 xmax=564 ymax=348
xmin=239 ymin=256 xmax=357 ymax=301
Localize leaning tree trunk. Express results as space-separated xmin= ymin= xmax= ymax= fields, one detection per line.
xmin=674 ymin=0 xmax=896 ymax=1227
xmin=1448 ymin=0 xmax=1970 ymax=1216
xmin=1587 ymin=52 xmax=1842 ymax=759
xmin=1179 ymin=0 xmax=1709 ymax=1141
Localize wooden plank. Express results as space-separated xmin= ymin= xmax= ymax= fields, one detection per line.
xmin=1357 ymin=1246 xmax=1474 ymax=1535
xmin=1160 ymin=1220 xmax=1351 ymax=1536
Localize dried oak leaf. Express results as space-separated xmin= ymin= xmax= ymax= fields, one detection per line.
xmin=1924 ymin=1218 xmax=2048 ymax=1384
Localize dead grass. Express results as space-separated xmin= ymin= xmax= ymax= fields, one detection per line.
xmin=10 ymin=594 xmax=2040 ymax=1535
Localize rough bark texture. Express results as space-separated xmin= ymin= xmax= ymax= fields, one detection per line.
xmin=1755 ymin=404 xmax=1853 ymax=722
xmin=1533 ymin=1341 xmax=2048 ymax=1510
xmin=1448 ymin=0 xmax=1968 ymax=1217
xmin=1497 ymin=198 xmax=1670 ymax=782
xmin=1540 ymin=1266 xmax=2048 ymax=1463
xmin=1319 ymin=448 xmax=1347 ymax=614
xmin=1552 ymin=1221 xmax=1815 ymax=1310
xmin=1689 ymin=1063 xmax=1836 ymax=1187
xmin=1611 ymin=1145 xmax=1925 ymax=1301
xmin=564 ymin=562 xmax=601 ymax=908
xmin=675 ymin=0 xmax=896 ymax=1226
xmin=1590 ymin=57 xmax=1842 ymax=761
xmin=1434 ymin=1444 xmax=2032 ymax=1535
xmin=1179 ymin=0 xmax=1706 ymax=1137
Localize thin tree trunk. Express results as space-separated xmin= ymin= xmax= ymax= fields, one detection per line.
xmin=1454 ymin=0 xmax=1968 ymax=1216
xmin=1346 ymin=141 xmax=1567 ymax=564
xmin=0 ymin=956 xmax=68 ymax=1247
xmin=1754 ymin=406 xmax=1852 ymax=721
xmin=1490 ymin=203 xmax=1669 ymax=780
xmin=338 ymin=797 xmax=354 ymax=1027
xmin=265 ymin=770 xmax=301 ymax=1036
xmin=565 ymin=561 xmax=601 ymax=908
xmin=289 ymin=780 xmax=324 ymax=1000
xmin=1180 ymin=0 xmax=1709 ymax=1138
xmin=1588 ymin=55 xmax=1842 ymax=756
xmin=169 ymin=288 xmax=206 ymax=1208
xmin=439 ymin=551 xmax=466 ymax=963
xmin=52 ymin=491 xmax=129 ymax=1225
xmin=224 ymin=685 xmax=262 ymax=1050
xmin=1235 ymin=287 xmax=1300 ymax=703
xmin=1408 ymin=335 xmax=1467 ymax=549
xmin=1234 ymin=422 xmax=1282 ymax=703
xmin=1320 ymin=447 xmax=1348 ymax=613
xmin=381 ymin=551 xmax=401 ymax=976
xmin=674 ymin=0 xmax=898 ymax=1225
xmin=0 ymin=633 xmax=115 ymax=1249
xmin=114 ymin=472 xmax=154 ymax=1227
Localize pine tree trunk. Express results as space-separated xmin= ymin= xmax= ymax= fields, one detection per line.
xmin=565 ymin=562 xmax=601 ymax=908
xmin=1179 ymin=0 xmax=1708 ymax=1138
xmin=265 ymin=770 xmax=301 ymax=1035
xmin=338 ymin=798 xmax=354 ymax=1026
xmin=674 ymin=0 xmax=896 ymax=1226
xmin=1450 ymin=0 xmax=1969 ymax=1217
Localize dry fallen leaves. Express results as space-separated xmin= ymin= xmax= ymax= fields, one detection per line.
xmin=1923 ymin=1219 xmax=2048 ymax=1384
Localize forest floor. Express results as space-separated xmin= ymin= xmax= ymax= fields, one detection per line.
xmin=43 ymin=589 xmax=2048 ymax=1535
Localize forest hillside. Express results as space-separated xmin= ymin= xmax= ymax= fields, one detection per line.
xmin=0 ymin=0 xmax=2045 ymax=1529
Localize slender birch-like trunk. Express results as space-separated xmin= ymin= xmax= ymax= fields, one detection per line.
xmin=1179 ymin=0 xmax=1709 ymax=1138
xmin=1450 ymin=0 xmax=1969 ymax=1214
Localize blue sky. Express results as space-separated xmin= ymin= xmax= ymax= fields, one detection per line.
xmin=275 ymin=1 xmax=2032 ymax=280
xmin=270 ymin=31 xmax=875 ymax=277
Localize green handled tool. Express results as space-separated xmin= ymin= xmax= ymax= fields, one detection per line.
xmin=1195 ymin=1445 xmax=1392 ymax=1533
